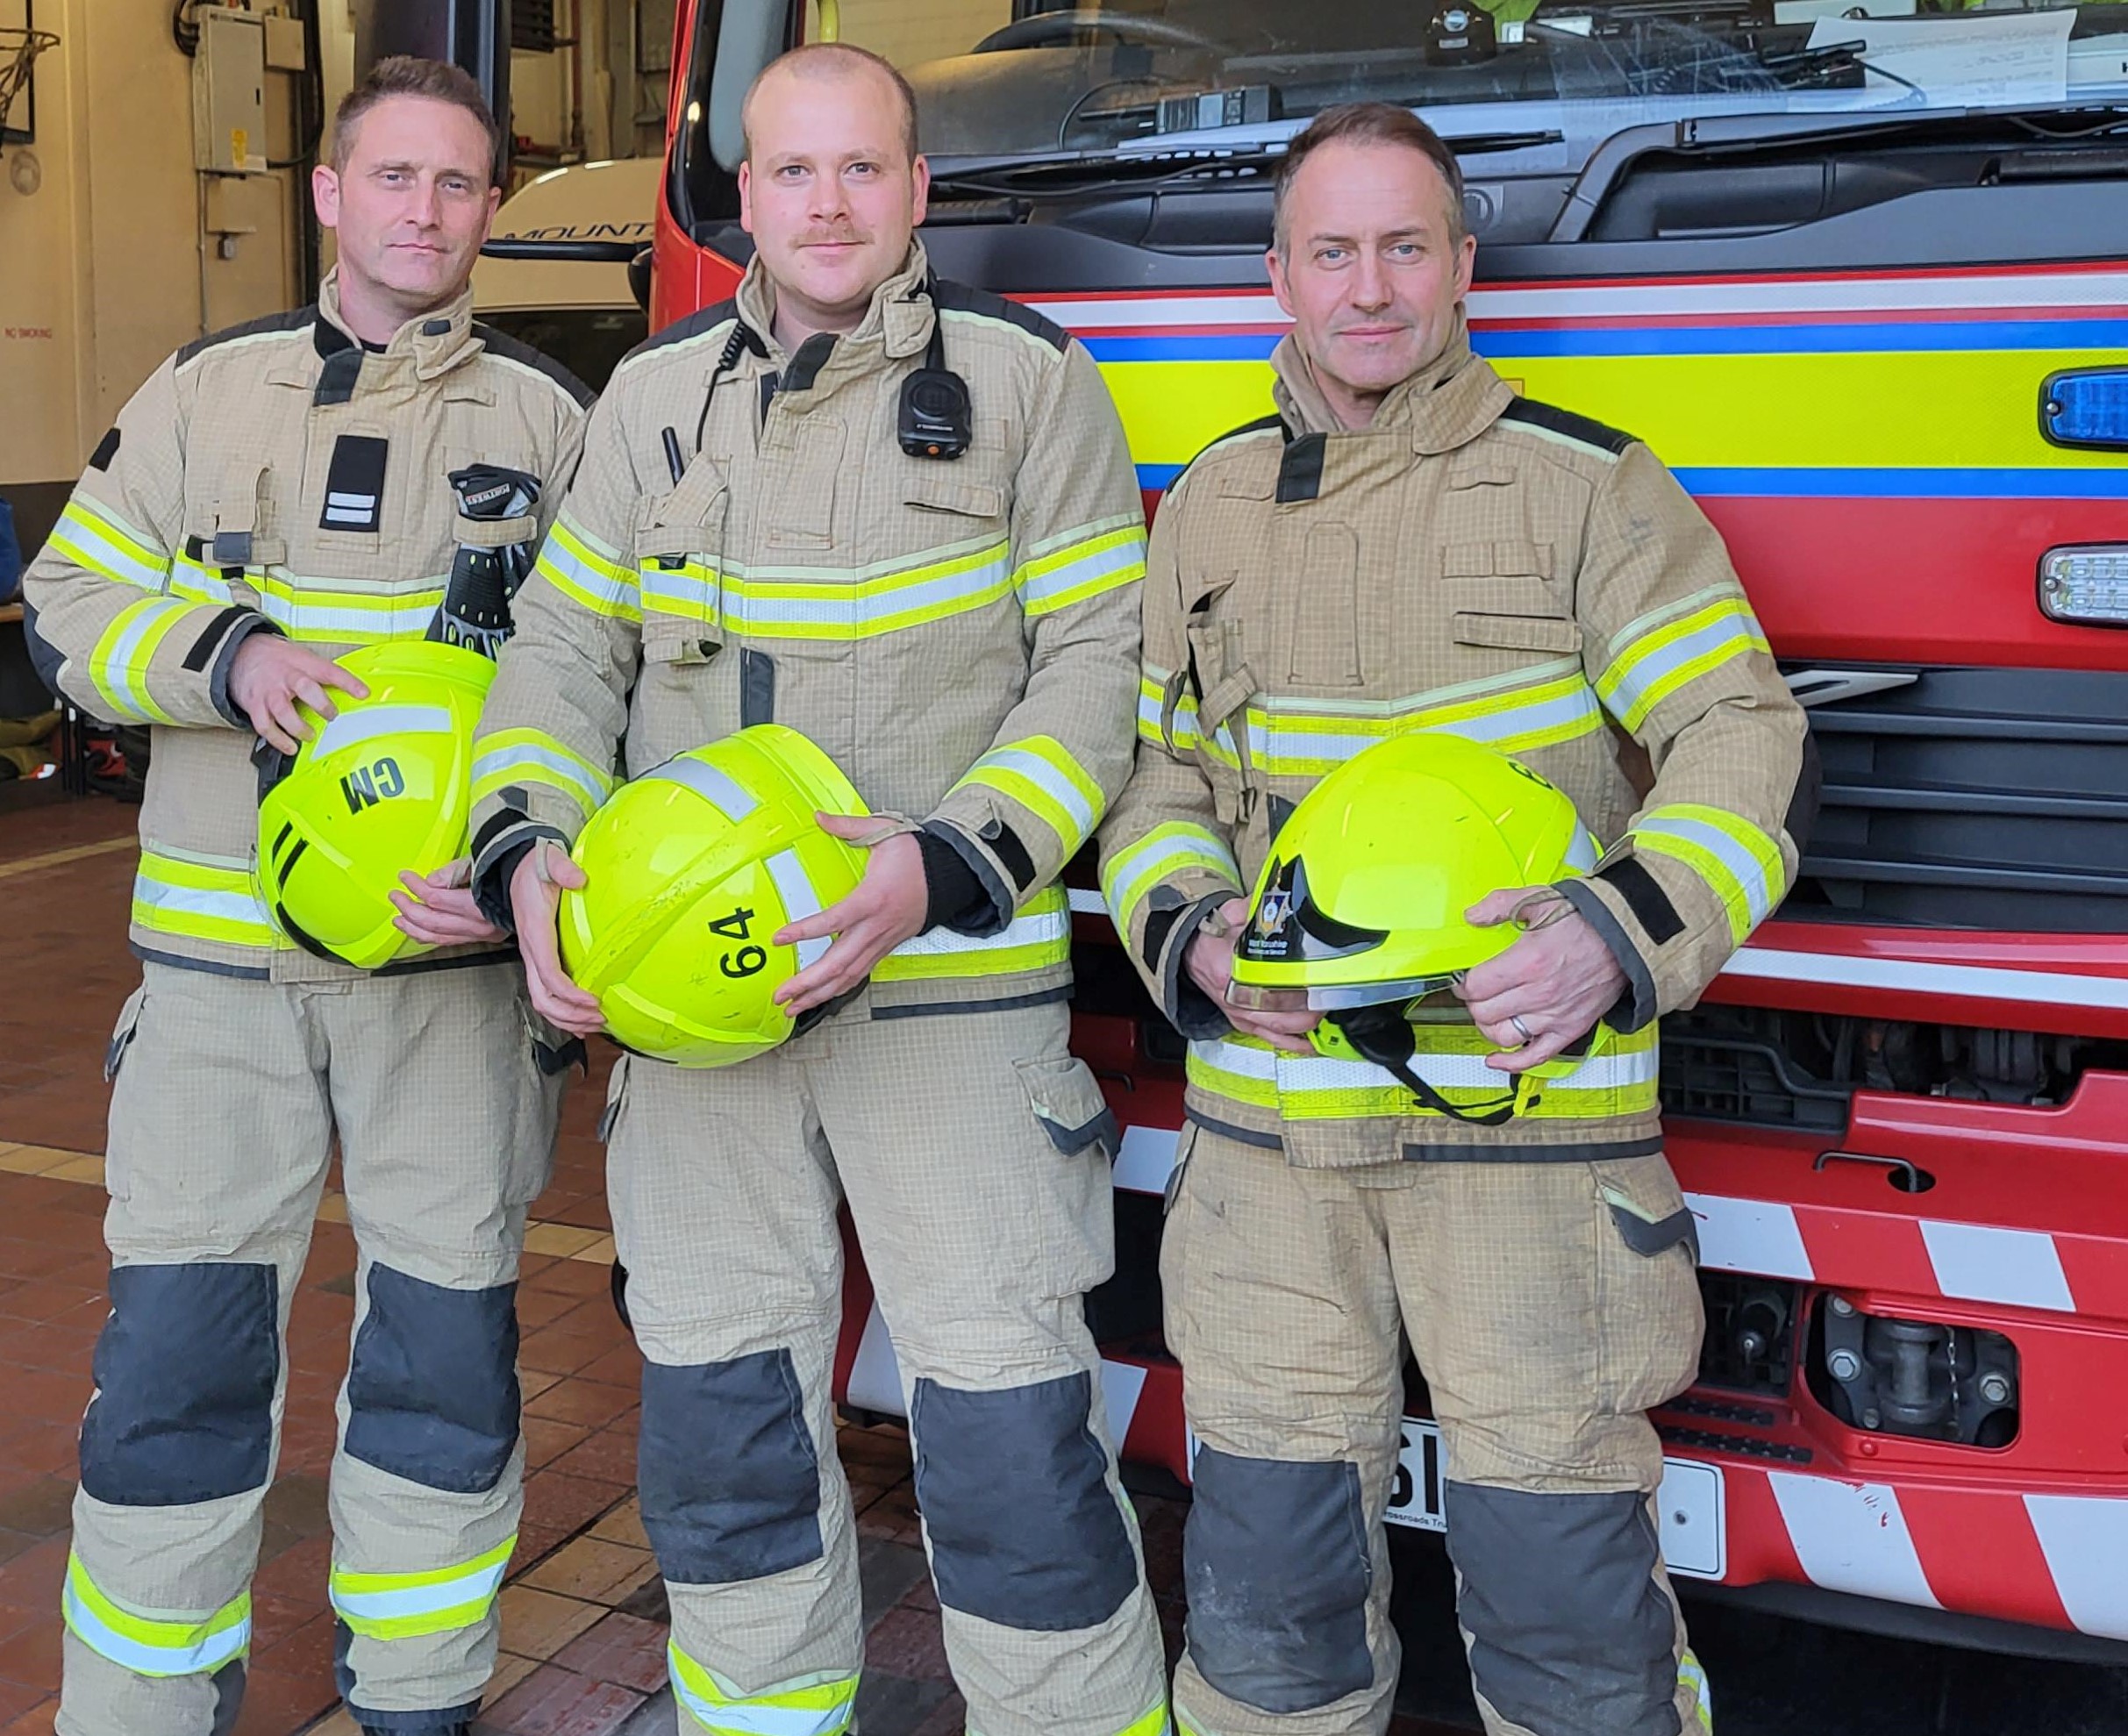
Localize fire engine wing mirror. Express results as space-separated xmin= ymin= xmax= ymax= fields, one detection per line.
xmin=627 ymin=246 xmax=653 ymax=316
xmin=2041 ymin=368 xmax=2128 ymax=451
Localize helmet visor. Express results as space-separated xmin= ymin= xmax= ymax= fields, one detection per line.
xmin=1225 ymin=975 xmax=1464 ymax=1015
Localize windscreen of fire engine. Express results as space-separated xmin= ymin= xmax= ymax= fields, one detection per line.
xmin=788 ymin=0 xmax=2128 ymax=172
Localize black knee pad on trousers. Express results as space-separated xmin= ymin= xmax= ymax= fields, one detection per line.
xmin=333 ymin=1617 xmax=480 ymax=1734
xmin=1443 ymin=1482 xmax=1681 ymax=1736
xmin=639 ymin=1348 xmax=825 ymax=1582
xmin=80 ymin=1262 xmax=279 ymax=1505
xmin=911 ymin=1369 xmax=1137 ymax=1632
xmin=344 ymin=1265 xmax=519 ymax=1494
xmin=1182 ymin=1447 xmax=1372 ymax=1713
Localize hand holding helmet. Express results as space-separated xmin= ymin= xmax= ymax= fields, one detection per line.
xmin=1454 ymin=885 xmax=1626 ymax=1072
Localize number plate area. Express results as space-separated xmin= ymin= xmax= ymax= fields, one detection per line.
xmin=1383 ymin=1418 xmax=1727 ymax=1581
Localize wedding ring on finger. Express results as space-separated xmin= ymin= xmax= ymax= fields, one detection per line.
xmin=1510 ymin=1013 xmax=1536 ymax=1047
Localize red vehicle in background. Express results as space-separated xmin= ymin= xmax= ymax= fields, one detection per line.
xmin=639 ymin=0 xmax=2128 ymax=1664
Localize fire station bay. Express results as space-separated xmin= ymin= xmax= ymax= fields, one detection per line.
xmin=6 ymin=4 xmax=2128 ymax=1735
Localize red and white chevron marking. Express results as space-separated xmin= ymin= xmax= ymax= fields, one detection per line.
xmin=1722 ymin=1466 xmax=2128 ymax=1640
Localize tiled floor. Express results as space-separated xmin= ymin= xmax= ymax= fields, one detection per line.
xmin=0 ymin=797 xmax=1200 ymax=1736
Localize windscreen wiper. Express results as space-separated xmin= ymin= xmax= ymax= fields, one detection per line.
xmin=1552 ymin=103 xmax=2128 ymax=240
xmin=929 ymin=131 xmax=1565 ymax=200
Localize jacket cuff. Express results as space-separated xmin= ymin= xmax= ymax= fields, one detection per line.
xmin=917 ymin=824 xmax=994 ymax=934
xmin=1557 ymin=877 xmax=1659 ymax=1034
xmin=1147 ymin=888 xmax=1237 ymax=1041
xmin=209 ymin=612 xmax=282 ymax=727
xmin=918 ymin=818 xmax=1018 ymax=937
xmin=471 ymin=810 xmax=568 ymax=936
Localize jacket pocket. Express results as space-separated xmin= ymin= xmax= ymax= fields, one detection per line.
xmin=1014 ymin=1055 xmax=1121 ymax=1160
xmin=1453 ymin=612 xmax=1582 ymax=656
xmin=1445 ymin=570 xmax=1580 ymax=657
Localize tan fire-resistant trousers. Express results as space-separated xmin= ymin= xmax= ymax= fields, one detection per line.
xmin=1164 ymin=1123 xmax=1712 ymax=1736
xmin=59 ymin=960 xmax=564 ymax=1736
xmin=603 ymin=993 xmax=1170 ymax=1736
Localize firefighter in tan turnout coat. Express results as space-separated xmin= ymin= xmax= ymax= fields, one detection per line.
xmin=1096 ymin=105 xmax=1813 ymax=1736
xmin=22 ymin=61 xmax=589 ymax=1736
xmin=474 ymin=46 xmax=1169 ymax=1736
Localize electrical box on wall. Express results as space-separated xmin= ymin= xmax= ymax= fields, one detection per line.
xmin=192 ymin=5 xmax=268 ymax=174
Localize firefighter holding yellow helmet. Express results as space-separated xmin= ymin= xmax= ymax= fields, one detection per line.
xmin=1096 ymin=103 xmax=1813 ymax=1736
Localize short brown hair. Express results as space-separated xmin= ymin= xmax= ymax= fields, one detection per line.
xmin=742 ymin=43 xmax=920 ymax=167
xmin=1273 ymin=104 xmax=1467 ymax=254
xmin=331 ymin=56 xmax=504 ymax=184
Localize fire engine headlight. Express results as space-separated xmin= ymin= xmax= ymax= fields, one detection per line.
xmin=2039 ymin=547 xmax=2128 ymax=628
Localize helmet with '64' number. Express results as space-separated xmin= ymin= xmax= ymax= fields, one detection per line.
xmin=558 ymin=725 xmax=871 ymax=1067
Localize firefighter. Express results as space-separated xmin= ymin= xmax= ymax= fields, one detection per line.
xmin=1096 ymin=103 xmax=1814 ymax=1736
xmin=473 ymin=42 xmax=1169 ymax=1736
xmin=22 ymin=60 xmax=591 ymax=1736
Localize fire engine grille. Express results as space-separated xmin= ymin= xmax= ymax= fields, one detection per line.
xmin=1657 ymin=1025 xmax=1851 ymax=1131
xmin=1786 ymin=665 xmax=2128 ymax=932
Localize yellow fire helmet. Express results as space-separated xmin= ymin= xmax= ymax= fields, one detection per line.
xmin=255 ymin=639 xmax=496 ymax=971
xmin=558 ymin=725 xmax=871 ymax=1068
xmin=1229 ymin=731 xmax=1602 ymax=1124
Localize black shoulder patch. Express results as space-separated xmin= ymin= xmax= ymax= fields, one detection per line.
xmin=1496 ymin=396 xmax=1637 ymax=457
xmin=175 ymin=304 xmax=318 ymax=369
xmin=929 ymin=280 xmax=1070 ymax=354
xmin=89 ymin=427 xmax=121 ymax=472
xmin=472 ymin=320 xmax=597 ymax=409
xmin=1276 ymin=432 xmax=1326 ymax=504
xmin=1184 ymin=411 xmax=1288 ymax=472
xmin=617 ymin=298 xmax=744 ymax=373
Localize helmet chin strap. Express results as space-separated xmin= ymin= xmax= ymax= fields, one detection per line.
xmin=1326 ymin=1004 xmax=1519 ymax=1127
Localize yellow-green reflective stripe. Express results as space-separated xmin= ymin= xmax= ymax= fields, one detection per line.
xmin=50 ymin=497 xmax=170 ymax=592
xmin=1016 ymin=522 xmax=1146 ymax=616
xmin=1187 ymin=1032 xmax=1658 ymax=1122
xmin=329 ymin=1537 xmax=514 ymax=1641
xmin=1596 ymin=596 xmax=1769 ymax=732
xmin=729 ymin=542 xmax=1011 ymax=639
xmin=668 ymin=1645 xmax=858 ymax=1736
xmin=1138 ymin=671 xmax=1202 ymax=752
xmin=541 ymin=517 xmax=641 ymax=620
xmin=875 ymin=886 xmax=1069 ymax=982
xmin=1680 ymin=1649 xmax=1713 ymax=1732
xmin=168 ymin=554 xmax=235 ymax=604
xmin=1632 ymin=804 xmax=1785 ymax=945
xmin=641 ymin=539 xmax=1018 ymax=639
xmin=1100 ymin=823 xmax=1239 ymax=937
xmin=472 ymin=729 xmax=614 ymax=818
xmin=132 ymin=850 xmax=284 ymax=950
xmin=62 ymin=1553 xmax=250 ymax=1678
xmin=89 ymin=596 xmax=195 ymax=725
xmin=956 ymin=735 xmax=1104 ymax=853
xmin=1237 ymin=669 xmax=1601 ymax=773
xmin=1113 ymin=1698 xmax=1175 ymax=1736
xmin=248 ymin=575 xmax=446 ymax=642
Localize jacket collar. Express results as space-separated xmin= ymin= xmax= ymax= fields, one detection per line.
xmin=730 ymin=239 xmax=938 ymax=382
xmin=1269 ymin=310 xmax=1511 ymax=455
xmin=314 ymin=268 xmax=482 ymax=382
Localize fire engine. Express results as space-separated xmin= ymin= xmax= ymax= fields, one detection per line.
xmin=627 ymin=0 xmax=2128 ymax=1662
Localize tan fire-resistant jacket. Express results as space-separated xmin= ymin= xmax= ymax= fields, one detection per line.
xmin=1095 ymin=321 xmax=1812 ymax=1166
xmin=23 ymin=270 xmax=592 ymax=980
xmin=468 ymin=242 xmax=1146 ymax=1016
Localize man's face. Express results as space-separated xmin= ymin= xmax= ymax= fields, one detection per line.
xmin=313 ymin=96 xmax=499 ymax=315
xmin=1266 ymin=139 xmax=1476 ymax=425
xmin=738 ymin=65 xmax=928 ymax=334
